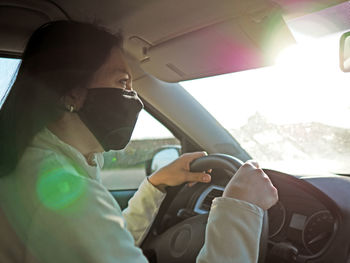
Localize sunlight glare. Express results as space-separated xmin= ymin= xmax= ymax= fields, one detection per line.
xmin=183 ymin=32 xmax=350 ymax=130
xmin=275 ymin=44 xmax=300 ymax=68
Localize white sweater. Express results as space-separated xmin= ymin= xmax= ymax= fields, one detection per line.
xmin=0 ymin=128 xmax=263 ymax=262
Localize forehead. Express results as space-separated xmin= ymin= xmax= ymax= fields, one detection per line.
xmin=102 ymin=46 xmax=132 ymax=78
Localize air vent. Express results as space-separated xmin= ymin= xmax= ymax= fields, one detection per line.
xmin=194 ymin=185 xmax=224 ymax=214
xmin=200 ymin=188 xmax=223 ymax=210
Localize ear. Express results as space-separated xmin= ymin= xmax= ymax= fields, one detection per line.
xmin=62 ymin=88 xmax=87 ymax=111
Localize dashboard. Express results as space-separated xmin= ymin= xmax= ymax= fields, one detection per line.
xmin=268 ymin=202 xmax=336 ymax=256
xmin=265 ymin=171 xmax=339 ymax=262
xmin=148 ymin=168 xmax=350 ymax=263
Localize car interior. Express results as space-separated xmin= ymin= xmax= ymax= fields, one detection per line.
xmin=1 ymin=0 xmax=350 ymax=262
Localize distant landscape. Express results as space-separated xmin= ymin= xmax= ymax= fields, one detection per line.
xmin=230 ymin=113 xmax=350 ymax=173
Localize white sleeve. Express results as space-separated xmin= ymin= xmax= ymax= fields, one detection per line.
xmin=122 ymin=178 xmax=166 ymax=246
xmin=196 ymin=197 xmax=264 ymax=263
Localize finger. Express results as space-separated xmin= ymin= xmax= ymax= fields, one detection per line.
xmin=184 ymin=151 xmax=207 ymax=161
xmin=185 ymin=171 xmax=211 ymax=183
xmin=261 ymin=170 xmax=270 ymax=179
xmin=246 ymin=160 xmax=259 ymax=168
xmin=183 ymin=151 xmax=208 ymax=169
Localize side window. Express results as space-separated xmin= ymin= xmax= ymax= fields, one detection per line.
xmin=0 ymin=57 xmax=21 ymax=108
xmin=101 ymin=110 xmax=180 ymax=190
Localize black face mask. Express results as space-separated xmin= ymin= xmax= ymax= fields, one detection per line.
xmin=77 ymin=88 xmax=143 ymax=151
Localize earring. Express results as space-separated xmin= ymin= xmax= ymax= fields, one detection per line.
xmin=67 ymin=104 xmax=75 ymax=113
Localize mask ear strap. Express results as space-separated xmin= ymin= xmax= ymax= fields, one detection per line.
xmin=122 ymin=89 xmax=138 ymax=98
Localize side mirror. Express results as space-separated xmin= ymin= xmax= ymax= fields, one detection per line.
xmin=340 ymin=31 xmax=350 ymax=72
xmin=145 ymin=146 xmax=181 ymax=176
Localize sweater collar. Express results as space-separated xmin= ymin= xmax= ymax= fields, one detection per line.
xmin=30 ymin=128 xmax=104 ymax=181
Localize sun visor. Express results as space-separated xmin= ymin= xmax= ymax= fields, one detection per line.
xmin=128 ymin=8 xmax=296 ymax=82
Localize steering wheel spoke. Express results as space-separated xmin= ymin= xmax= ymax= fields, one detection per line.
xmin=143 ymin=214 xmax=208 ymax=262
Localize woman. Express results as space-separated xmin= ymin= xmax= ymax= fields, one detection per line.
xmin=0 ymin=21 xmax=278 ymax=262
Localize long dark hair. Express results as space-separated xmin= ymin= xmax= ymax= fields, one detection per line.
xmin=0 ymin=21 xmax=123 ymax=175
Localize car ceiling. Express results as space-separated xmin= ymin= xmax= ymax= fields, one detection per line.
xmin=0 ymin=0 xmax=348 ymax=82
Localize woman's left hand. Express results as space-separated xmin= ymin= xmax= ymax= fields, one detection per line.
xmin=148 ymin=151 xmax=212 ymax=192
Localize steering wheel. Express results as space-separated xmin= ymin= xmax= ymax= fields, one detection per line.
xmin=141 ymin=154 xmax=268 ymax=263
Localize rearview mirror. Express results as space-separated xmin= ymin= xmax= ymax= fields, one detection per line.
xmin=339 ymin=31 xmax=350 ymax=72
xmin=145 ymin=146 xmax=180 ymax=176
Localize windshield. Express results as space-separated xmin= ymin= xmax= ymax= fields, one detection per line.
xmin=181 ymin=31 xmax=350 ymax=175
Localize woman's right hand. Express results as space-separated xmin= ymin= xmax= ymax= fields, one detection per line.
xmin=223 ymin=160 xmax=278 ymax=210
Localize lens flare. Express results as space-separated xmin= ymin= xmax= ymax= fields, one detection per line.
xmin=36 ymin=165 xmax=86 ymax=210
